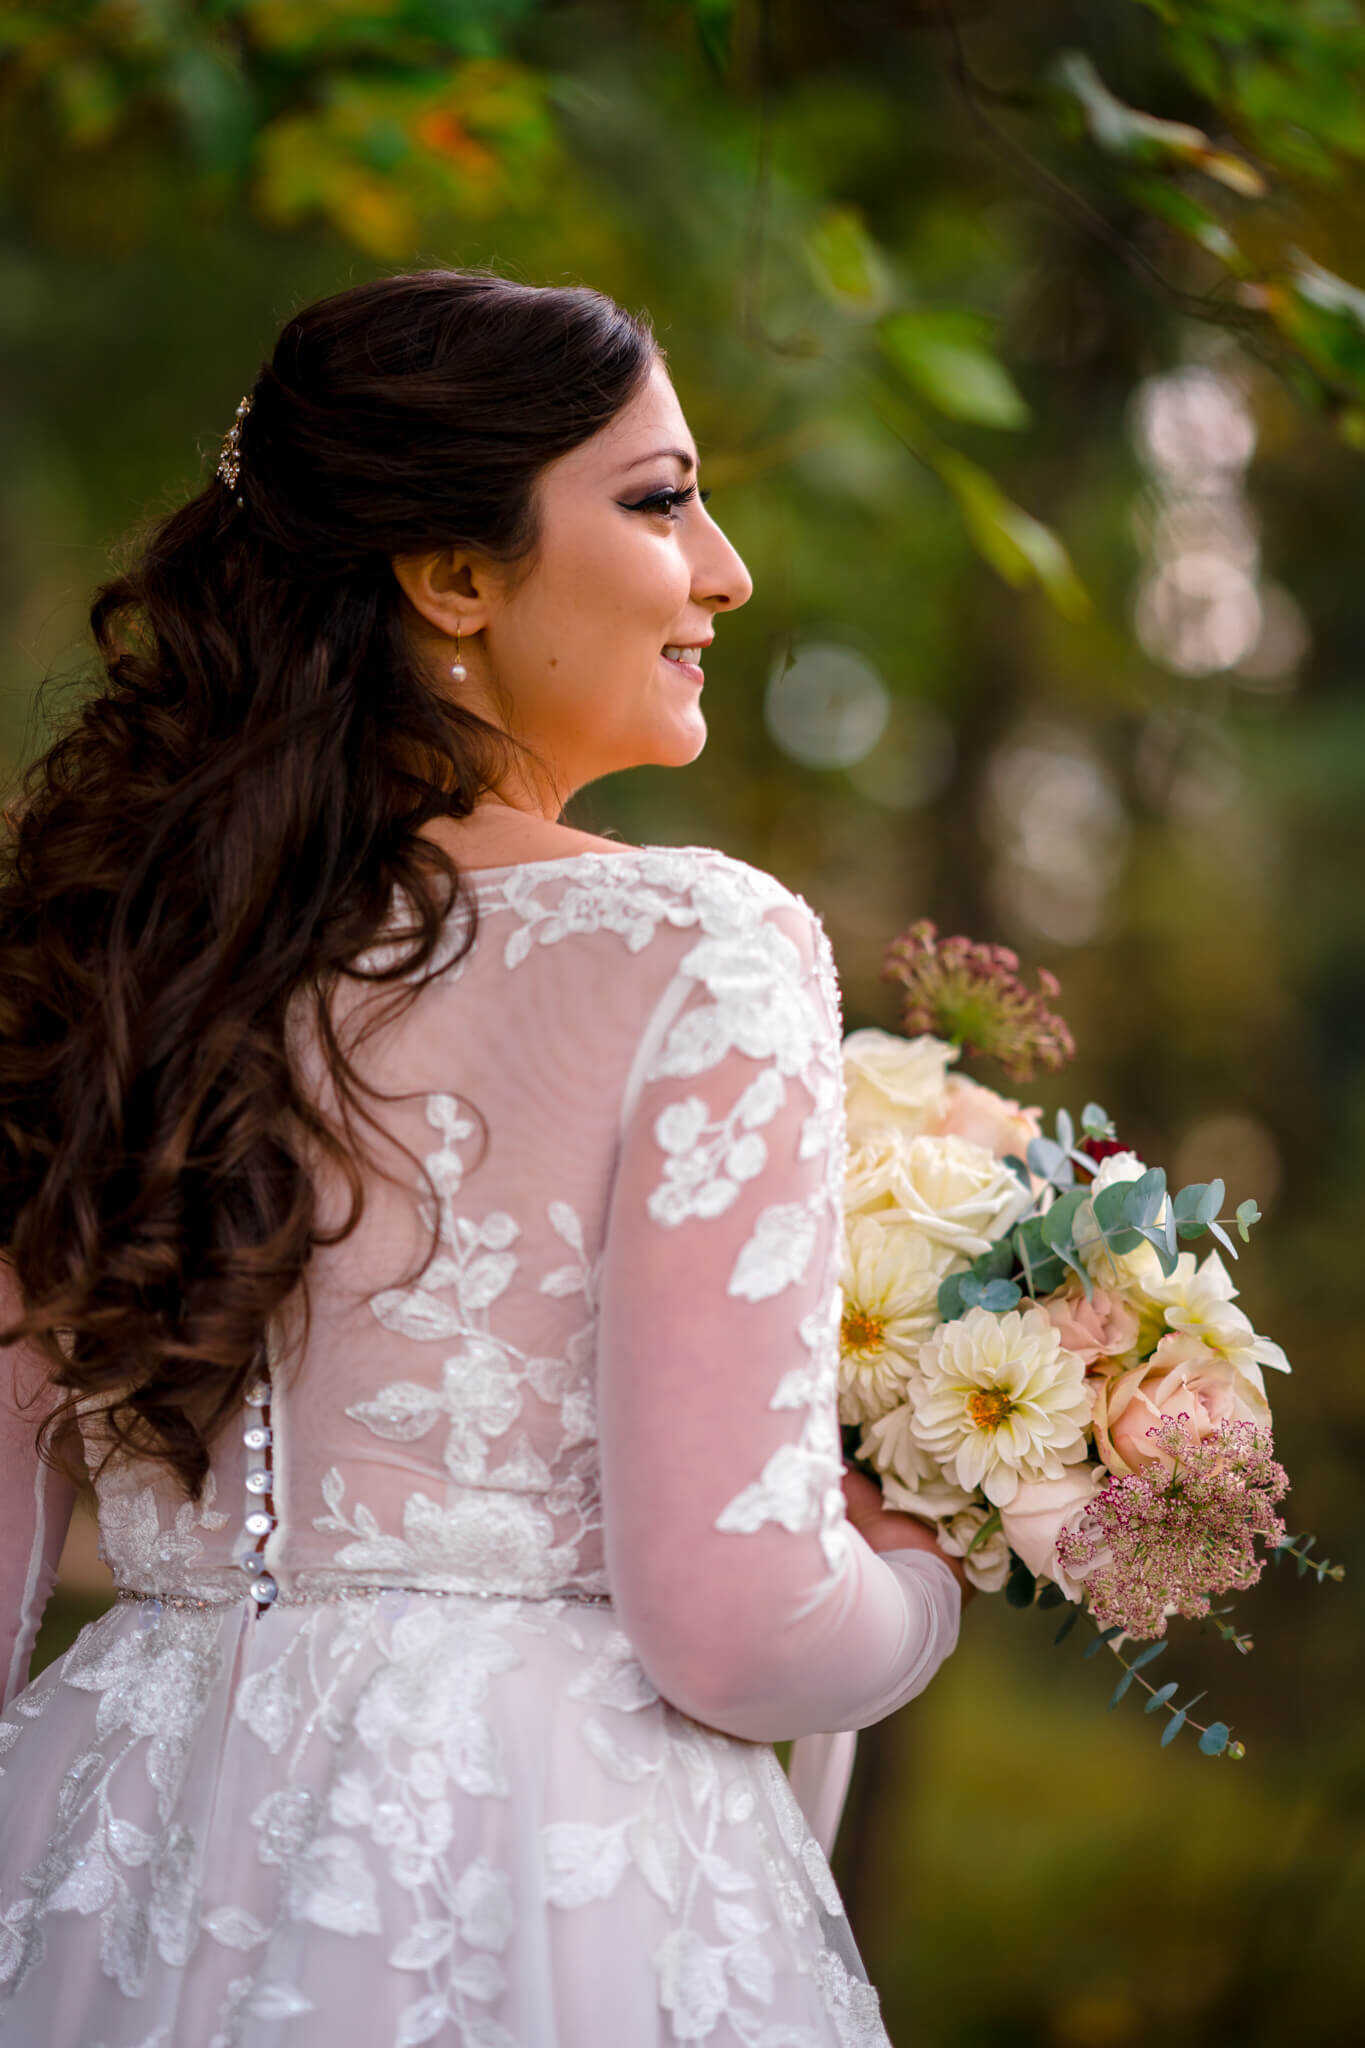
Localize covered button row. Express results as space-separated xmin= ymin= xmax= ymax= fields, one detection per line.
xmin=240 ymin=1377 xmax=277 ymax=1607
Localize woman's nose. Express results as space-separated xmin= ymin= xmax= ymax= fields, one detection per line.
xmin=696 ymin=521 xmax=754 ymax=614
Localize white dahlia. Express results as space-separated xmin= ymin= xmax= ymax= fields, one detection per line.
xmin=838 ymin=1214 xmax=957 ymax=1424
xmin=858 ymin=1403 xmax=975 ymax=1519
xmin=911 ymin=1305 xmax=1092 ymax=1508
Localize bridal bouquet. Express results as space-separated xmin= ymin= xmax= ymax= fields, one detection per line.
xmin=838 ymin=922 xmax=1340 ymax=1758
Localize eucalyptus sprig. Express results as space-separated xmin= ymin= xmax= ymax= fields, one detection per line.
xmin=937 ymin=1101 xmax=1265 ymax=1326
xmin=1057 ymin=1609 xmax=1245 ymax=1758
xmin=1272 ymin=1533 xmax=1345 ymax=1585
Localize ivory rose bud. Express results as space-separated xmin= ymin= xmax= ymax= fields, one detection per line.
xmin=1094 ymin=1332 xmax=1268 ymax=1477
xmin=1041 ymin=1285 xmax=1140 ymax=1369
xmin=931 ymin=1074 xmax=1042 ymax=1163
xmin=845 ymin=1129 xmax=912 ymax=1217
xmin=999 ymin=1465 xmax=1109 ymax=1600
xmin=936 ymin=1502 xmax=1011 ymax=1594
xmin=842 ymin=1029 xmax=955 ymax=1142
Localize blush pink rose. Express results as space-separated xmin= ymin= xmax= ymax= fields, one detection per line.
xmin=1094 ymin=1332 xmax=1258 ymax=1476
xmin=998 ymin=1464 xmax=1109 ymax=1599
xmin=930 ymin=1075 xmax=1042 ymax=1163
xmin=1041 ymin=1285 xmax=1140 ymax=1369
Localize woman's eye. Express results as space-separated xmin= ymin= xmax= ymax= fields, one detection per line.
xmin=624 ymin=485 xmax=712 ymax=518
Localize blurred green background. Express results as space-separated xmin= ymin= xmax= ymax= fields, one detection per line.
xmin=3 ymin=4 xmax=1362 ymax=2043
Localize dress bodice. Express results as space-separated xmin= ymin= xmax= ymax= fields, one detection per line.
xmin=80 ymin=846 xmax=847 ymax=1613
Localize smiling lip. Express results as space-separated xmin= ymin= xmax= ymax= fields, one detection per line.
xmin=660 ymin=648 xmax=706 ymax=684
xmin=663 ymin=634 xmax=716 ymax=684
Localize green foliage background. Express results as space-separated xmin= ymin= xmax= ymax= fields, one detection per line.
xmin=3 ymin=4 xmax=1362 ymax=2041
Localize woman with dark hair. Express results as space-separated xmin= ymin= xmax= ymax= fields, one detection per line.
xmin=0 ymin=269 xmax=962 ymax=2045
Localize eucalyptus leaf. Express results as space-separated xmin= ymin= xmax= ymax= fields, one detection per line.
xmin=1003 ymin=1152 xmax=1033 ymax=1190
xmin=1144 ymin=1681 xmax=1180 ymax=1713
xmin=1206 ymin=1217 xmax=1240 ymax=1261
xmin=1198 ymin=1721 xmax=1231 ymax=1756
xmin=1041 ymin=1186 xmax=1087 ymax=1252
xmin=1083 ymin=1625 xmax=1124 ymax=1660
xmin=1027 ymin=1136 xmax=1070 ymax=1184
xmin=1124 ymin=1168 xmax=1167 ymax=1226
xmin=1160 ymin=1707 xmax=1188 ymax=1747
xmin=937 ymin=1272 xmax=970 ymax=1323
xmin=1014 ymin=1217 xmax=1066 ymax=1297
xmin=1109 ymin=1669 xmax=1135 ymax=1708
xmin=971 ymin=1240 xmax=1017 ymax=1284
xmin=1129 ymin=1641 xmax=1168 ymax=1671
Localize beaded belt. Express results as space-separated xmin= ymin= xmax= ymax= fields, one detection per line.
xmin=113 ymin=1583 xmax=613 ymax=1612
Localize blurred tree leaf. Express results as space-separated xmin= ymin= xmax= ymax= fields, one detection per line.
xmin=1125 ymin=175 xmax=1249 ymax=272
xmin=880 ymin=310 xmax=1030 ymax=430
xmin=804 ymin=205 xmax=895 ymax=320
xmin=1247 ymin=252 xmax=1365 ymax=400
xmin=1050 ymin=49 xmax=1266 ymax=196
xmin=932 ymin=448 xmax=1090 ymax=619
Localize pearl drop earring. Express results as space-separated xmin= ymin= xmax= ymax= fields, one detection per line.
xmin=449 ymin=626 xmax=467 ymax=683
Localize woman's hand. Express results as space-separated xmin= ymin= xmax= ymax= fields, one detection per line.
xmin=841 ymin=1466 xmax=974 ymax=1603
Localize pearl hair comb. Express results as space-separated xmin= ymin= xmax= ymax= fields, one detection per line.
xmin=216 ymin=393 xmax=253 ymax=500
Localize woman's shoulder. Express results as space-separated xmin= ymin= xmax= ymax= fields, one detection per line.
xmin=492 ymin=841 xmax=821 ymax=935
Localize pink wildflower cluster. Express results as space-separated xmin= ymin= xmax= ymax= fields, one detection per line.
xmin=882 ymin=920 xmax=1076 ymax=1083
xmin=1055 ymin=1417 xmax=1289 ymax=1640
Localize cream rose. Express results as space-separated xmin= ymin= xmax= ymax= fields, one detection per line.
xmin=1092 ymin=1330 xmax=1270 ymax=1477
xmin=930 ymin=1074 xmax=1042 ymax=1163
xmin=882 ymin=1133 xmax=1033 ymax=1260
xmin=1040 ymin=1284 xmax=1140 ymax=1369
xmin=844 ymin=1128 xmax=913 ymax=1217
xmin=842 ymin=1029 xmax=956 ymax=1142
xmin=998 ymin=1465 xmax=1109 ymax=1598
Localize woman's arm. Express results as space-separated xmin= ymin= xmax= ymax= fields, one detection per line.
xmin=597 ymin=895 xmax=961 ymax=1743
xmin=0 ymin=1263 xmax=78 ymax=1708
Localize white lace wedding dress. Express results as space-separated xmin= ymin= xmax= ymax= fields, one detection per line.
xmin=0 ymin=845 xmax=959 ymax=2048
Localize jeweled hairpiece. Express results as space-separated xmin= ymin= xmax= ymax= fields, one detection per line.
xmin=216 ymin=393 xmax=253 ymax=497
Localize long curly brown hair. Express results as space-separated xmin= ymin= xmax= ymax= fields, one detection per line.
xmin=0 ymin=268 xmax=657 ymax=1498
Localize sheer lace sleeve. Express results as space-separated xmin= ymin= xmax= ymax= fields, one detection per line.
xmin=597 ymin=889 xmax=960 ymax=1743
xmin=0 ymin=1267 xmax=76 ymax=1709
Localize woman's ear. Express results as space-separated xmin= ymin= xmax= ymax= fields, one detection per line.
xmin=390 ymin=549 xmax=496 ymax=640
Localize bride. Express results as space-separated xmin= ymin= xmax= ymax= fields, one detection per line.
xmin=0 ymin=268 xmax=965 ymax=2046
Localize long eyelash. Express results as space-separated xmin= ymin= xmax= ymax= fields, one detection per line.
xmin=627 ymin=484 xmax=712 ymax=515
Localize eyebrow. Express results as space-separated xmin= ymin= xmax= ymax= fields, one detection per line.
xmin=619 ymin=447 xmax=698 ymax=474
